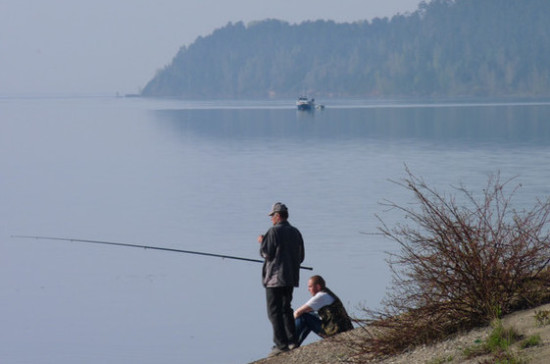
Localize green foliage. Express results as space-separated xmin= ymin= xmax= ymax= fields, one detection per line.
xmin=462 ymin=342 xmax=487 ymax=359
xmin=491 ymin=353 xmax=525 ymax=364
xmin=426 ymin=355 xmax=453 ymax=364
xmin=463 ymin=320 xmax=523 ymax=363
xmin=485 ymin=320 xmax=521 ymax=353
xmin=519 ymin=334 xmax=541 ymax=349
xmin=142 ymin=0 xmax=550 ymax=99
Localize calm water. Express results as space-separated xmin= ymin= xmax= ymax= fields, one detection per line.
xmin=2 ymin=97 xmax=550 ymax=363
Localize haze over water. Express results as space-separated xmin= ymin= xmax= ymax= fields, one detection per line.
xmin=2 ymin=97 xmax=550 ymax=363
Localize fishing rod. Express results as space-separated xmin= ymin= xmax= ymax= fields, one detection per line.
xmin=11 ymin=235 xmax=314 ymax=271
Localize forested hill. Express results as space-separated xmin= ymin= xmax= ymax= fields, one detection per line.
xmin=142 ymin=0 xmax=550 ymax=99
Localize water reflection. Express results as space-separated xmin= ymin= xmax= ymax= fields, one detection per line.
xmin=155 ymin=104 xmax=550 ymax=146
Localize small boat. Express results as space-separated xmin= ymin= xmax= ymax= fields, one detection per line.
xmin=296 ymin=96 xmax=315 ymax=110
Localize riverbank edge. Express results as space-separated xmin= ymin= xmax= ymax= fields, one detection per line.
xmin=251 ymin=302 xmax=550 ymax=364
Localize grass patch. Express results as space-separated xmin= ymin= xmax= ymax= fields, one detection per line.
xmin=519 ymin=334 xmax=542 ymax=349
xmin=485 ymin=320 xmax=521 ymax=352
xmin=426 ymin=355 xmax=453 ymax=364
xmin=463 ymin=319 xmax=522 ymax=361
xmin=489 ymin=351 xmax=525 ymax=364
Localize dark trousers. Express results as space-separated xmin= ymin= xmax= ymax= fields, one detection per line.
xmin=295 ymin=312 xmax=325 ymax=345
xmin=266 ymin=286 xmax=296 ymax=349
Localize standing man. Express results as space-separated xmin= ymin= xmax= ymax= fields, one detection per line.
xmin=258 ymin=202 xmax=305 ymax=357
xmin=294 ymin=275 xmax=353 ymax=346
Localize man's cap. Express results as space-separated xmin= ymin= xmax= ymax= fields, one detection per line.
xmin=268 ymin=202 xmax=288 ymax=216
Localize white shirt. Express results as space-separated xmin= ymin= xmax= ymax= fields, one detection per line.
xmin=305 ymin=291 xmax=335 ymax=311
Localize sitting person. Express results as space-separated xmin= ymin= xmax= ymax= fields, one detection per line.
xmin=293 ymin=275 xmax=353 ymax=346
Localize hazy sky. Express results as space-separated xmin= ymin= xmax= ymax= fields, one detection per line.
xmin=1 ymin=0 xmax=422 ymax=96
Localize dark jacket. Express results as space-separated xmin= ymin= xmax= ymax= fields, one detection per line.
xmin=318 ymin=288 xmax=354 ymax=336
xmin=260 ymin=220 xmax=305 ymax=287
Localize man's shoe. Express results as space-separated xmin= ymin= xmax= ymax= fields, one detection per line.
xmin=288 ymin=343 xmax=299 ymax=350
xmin=268 ymin=346 xmax=289 ymax=357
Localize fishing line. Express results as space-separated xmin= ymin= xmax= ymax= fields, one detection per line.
xmin=11 ymin=235 xmax=314 ymax=270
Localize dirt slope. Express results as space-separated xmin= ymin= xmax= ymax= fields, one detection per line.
xmin=251 ymin=303 xmax=550 ymax=364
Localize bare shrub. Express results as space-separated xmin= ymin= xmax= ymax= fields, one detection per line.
xmin=357 ymin=169 xmax=550 ymax=357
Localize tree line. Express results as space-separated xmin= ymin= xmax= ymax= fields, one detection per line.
xmin=142 ymin=0 xmax=550 ymax=99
